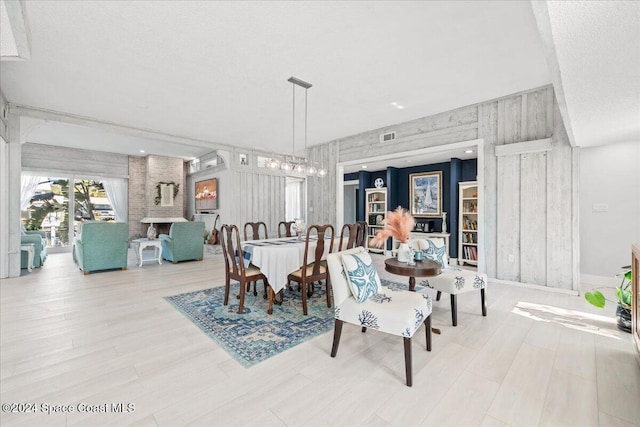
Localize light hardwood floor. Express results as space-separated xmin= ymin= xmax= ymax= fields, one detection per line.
xmin=1 ymin=248 xmax=639 ymax=427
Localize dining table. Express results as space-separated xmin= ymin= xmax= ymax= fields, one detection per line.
xmin=242 ymin=236 xmax=331 ymax=314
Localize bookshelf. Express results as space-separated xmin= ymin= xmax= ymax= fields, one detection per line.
xmin=458 ymin=181 xmax=478 ymax=267
xmin=365 ymin=188 xmax=387 ymax=253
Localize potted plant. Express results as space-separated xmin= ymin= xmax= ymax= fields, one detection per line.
xmin=584 ymin=266 xmax=632 ymax=332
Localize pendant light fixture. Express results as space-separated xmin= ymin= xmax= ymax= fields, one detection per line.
xmin=266 ymin=76 xmax=325 ymax=178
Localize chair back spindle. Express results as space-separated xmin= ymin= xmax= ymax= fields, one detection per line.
xmin=339 ymin=223 xmax=359 ymax=251
xmin=278 ymin=221 xmax=295 ymax=238
xmin=244 ymin=222 xmax=268 ymax=241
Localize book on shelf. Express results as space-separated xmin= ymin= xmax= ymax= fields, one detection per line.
xmin=463 ymin=216 xmax=477 ymax=230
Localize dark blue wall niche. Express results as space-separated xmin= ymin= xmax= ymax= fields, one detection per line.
xmin=344 ymin=158 xmax=478 ymax=258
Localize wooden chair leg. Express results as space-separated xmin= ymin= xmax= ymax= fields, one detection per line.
xmin=404 ymin=337 xmax=413 ymax=387
xmin=331 ymin=319 xmax=343 ymax=357
xmin=223 ymin=276 xmax=230 ymax=306
xmin=237 ymin=281 xmax=246 ymax=314
xmin=425 ymin=315 xmax=432 ymax=351
xmin=481 ymin=288 xmax=487 ymax=316
xmin=436 ymin=291 xmax=442 ymax=301
xmin=450 ymin=294 xmax=457 ymax=326
xmin=301 ymin=280 xmax=308 ymax=315
xmin=325 ymin=276 xmax=332 ymax=308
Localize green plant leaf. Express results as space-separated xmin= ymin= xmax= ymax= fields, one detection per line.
xmin=617 ymin=287 xmax=632 ymax=307
xmin=585 ymin=291 xmax=606 ymax=308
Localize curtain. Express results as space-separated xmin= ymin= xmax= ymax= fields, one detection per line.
xmin=102 ymin=178 xmax=128 ymax=223
xmin=21 ymin=174 xmax=45 ymax=211
xmin=285 ymin=178 xmax=303 ymax=221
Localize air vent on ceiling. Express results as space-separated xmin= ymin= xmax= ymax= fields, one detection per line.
xmin=379 ymin=131 xmax=396 ymax=143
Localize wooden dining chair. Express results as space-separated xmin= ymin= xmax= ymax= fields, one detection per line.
xmin=338 ymin=223 xmax=359 ymax=251
xmin=244 ymin=222 xmax=268 ymax=241
xmin=287 ymin=224 xmax=335 ymax=315
xmin=220 ymin=224 xmax=269 ymax=314
xmin=356 ymin=221 xmax=368 ymax=247
xmin=278 ymin=221 xmax=295 ymax=238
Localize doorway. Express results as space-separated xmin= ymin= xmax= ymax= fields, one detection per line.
xmin=343 ymin=180 xmax=358 ymax=225
xmin=335 ymin=139 xmax=485 ymax=273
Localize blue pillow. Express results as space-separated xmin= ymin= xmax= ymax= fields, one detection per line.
xmin=423 ymin=238 xmax=448 ymax=267
xmin=341 ymin=251 xmax=382 ymax=303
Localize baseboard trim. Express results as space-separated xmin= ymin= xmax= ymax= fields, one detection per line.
xmin=490 ymin=278 xmax=579 ymax=296
xmin=580 ymin=273 xmax=618 ymax=288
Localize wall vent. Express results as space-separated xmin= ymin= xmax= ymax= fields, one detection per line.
xmin=379 ymin=131 xmax=396 ymax=143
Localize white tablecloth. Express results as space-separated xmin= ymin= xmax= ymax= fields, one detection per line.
xmin=243 ymin=237 xmax=328 ymax=293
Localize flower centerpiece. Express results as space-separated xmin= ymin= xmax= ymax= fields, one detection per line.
xmin=370 ymin=206 xmax=415 ymax=262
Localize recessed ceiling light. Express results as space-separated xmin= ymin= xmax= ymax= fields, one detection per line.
xmin=397 ymin=105 xmax=405 ymax=109
xmin=391 ymin=102 xmax=398 ymax=106
xmin=406 ymin=160 xmax=412 ymax=163
xmin=362 ymin=165 xmax=367 ymax=169
xmin=465 ymin=149 xmax=474 ymax=154
xmin=140 ymin=150 xmax=145 ymax=153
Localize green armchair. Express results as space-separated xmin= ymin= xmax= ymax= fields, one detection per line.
xmin=21 ymin=230 xmax=47 ymax=269
xmin=159 ymin=221 xmax=205 ymax=263
xmin=75 ymin=222 xmax=129 ymax=274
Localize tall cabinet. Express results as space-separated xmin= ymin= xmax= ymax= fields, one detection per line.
xmin=365 ymin=188 xmax=387 ymax=253
xmin=458 ymin=181 xmax=478 ymax=267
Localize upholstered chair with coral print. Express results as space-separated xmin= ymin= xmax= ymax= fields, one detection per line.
xmin=408 ymin=237 xmax=488 ymax=326
xmin=326 ymin=247 xmax=433 ymax=387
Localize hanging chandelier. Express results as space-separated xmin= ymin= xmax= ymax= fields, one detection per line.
xmin=266 ymin=76 xmax=327 ymax=178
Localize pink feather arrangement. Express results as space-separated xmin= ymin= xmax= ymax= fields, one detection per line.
xmin=370 ymin=206 xmax=415 ymax=248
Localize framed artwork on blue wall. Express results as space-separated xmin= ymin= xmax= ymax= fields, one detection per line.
xmin=409 ymin=171 xmax=442 ymax=217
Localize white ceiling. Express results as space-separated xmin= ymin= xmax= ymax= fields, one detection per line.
xmin=0 ymin=1 xmax=638 ymax=161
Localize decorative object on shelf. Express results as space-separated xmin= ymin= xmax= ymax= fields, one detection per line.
xmin=374 ymin=177 xmax=384 ymax=188
xmin=370 ymin=206 xmax=416 ymax=258
xmin=239 ymin=153 xmax=248 ymax=166
xmin=265 ymin=77 xmax=326 ymax=178
xmin=376 ymin=214 xmax=383 ymax=225
xmin=584 ymin=265 xmax=632 ymax=332
xmin=441 ymin=211 xmax=447 ymax=233
xmin=409 ymin=171 xmax=442 ymax=217
xmin=146 ymin=223 xmax=157 ymax=240
xmin=154 ymin=181 xmax=180 ymax=206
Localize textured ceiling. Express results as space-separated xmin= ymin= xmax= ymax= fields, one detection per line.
xmin=0 ymin=0 xmax=550 ymax=158
xmin=1 ymin=1 xmax=637 ymax=160
xmin=541 ymin=1 xmax=640 ymax=147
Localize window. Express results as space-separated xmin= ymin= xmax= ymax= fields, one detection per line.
xmin=285 ymin=177 xmax=305 ymax=222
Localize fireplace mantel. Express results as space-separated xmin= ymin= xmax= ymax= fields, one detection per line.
xmin=140 ymin=217 xmax=187 ymax=224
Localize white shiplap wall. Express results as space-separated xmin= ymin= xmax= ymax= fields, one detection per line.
xmin=21 ymin=143 xmax=129 ymax=178
xmin=307 ymin=85 xmax=578 ymax=291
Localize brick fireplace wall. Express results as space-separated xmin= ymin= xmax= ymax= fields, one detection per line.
xmin=128 ymin=155 xmax=186 ymax=238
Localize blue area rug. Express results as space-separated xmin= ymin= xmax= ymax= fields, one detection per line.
xmin=165 ymin=278 xmax=412 ymax=367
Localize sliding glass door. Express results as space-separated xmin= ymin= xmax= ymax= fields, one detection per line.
xmin=23 ymin=176 xmax=114 ymax=252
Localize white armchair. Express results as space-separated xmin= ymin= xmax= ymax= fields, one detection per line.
xmin=326 ymin=247 xmax=433 ymax=387
xmin=408 ymin=238 xmax=487 ymax=326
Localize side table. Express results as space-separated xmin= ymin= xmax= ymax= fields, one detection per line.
xmin=384 ymin=258 xmax=441 ymax=291
xmin=132 ymin=238 xmax=163 ymax=267
xmin=21 ymin=243 xmax=35 ymax=272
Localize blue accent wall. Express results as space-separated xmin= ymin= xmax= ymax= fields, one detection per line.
xmin=346 ymin=158 xmax=478 ymax=258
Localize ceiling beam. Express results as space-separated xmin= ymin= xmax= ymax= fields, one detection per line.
xmin=1 ymin=0 xmax=31 ymax=60
xmin=9 ymin=104 xmax=232 ymax=152
xmin=530 ymin=0 xmax=577 ymax=147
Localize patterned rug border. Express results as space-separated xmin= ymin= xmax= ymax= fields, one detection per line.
xmin=165 ymin=278 xmax=415 ymax=368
